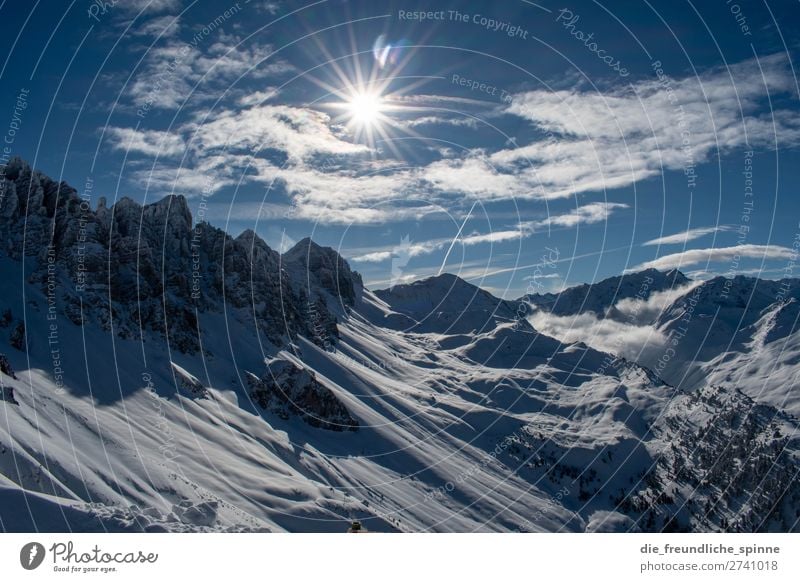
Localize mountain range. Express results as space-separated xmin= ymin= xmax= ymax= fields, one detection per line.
xmin=0 ymin=158 xmax=798 ymax=532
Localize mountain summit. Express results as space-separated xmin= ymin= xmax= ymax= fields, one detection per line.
xmin=1 ymin=160 xmax=798 ymax=533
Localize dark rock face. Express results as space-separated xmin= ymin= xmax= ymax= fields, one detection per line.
xmin=0 ymin=353 xmax=17 ymax=404
xmin=282 ymin=237 xmax=363 ymax=308
xmin=171 ymin=363 xmax=209 ymax=399
xmin=9 ymin=322 xmax=25 ymax=351
xmin=0 ymin=158 xmax=360 ymax=354
xmin=0 ymin=386 xmax=16 ymax=404
xmin=0 ymin=353 xmax=16 ymax=379
xmin=247 ymin=358 xmax=358 ymax=431
xmin=375 ymin=272 xmax=523 ymax=334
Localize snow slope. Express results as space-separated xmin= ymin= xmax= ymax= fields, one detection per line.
xmin=1 ymin=160 xmax=798 ymax=532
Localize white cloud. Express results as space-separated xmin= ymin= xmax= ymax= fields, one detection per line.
xmin=350 ymin=227 xmax=527 ymax=263
xmin=127 ymin=39 xmax=293 ymax=111
xmin=188 ymin=104 xmax=368 ymax=162
xmin=528 ymin=281 xmax=704 ymax=358
xmin=613 ymin=282 xmax=703 ymax=325
xmin=109 ymin=52 xmax=800 ymax=225
xmin=525 ymin=202 xmax=629 ymax=230
xmin=523 ymin=272 xmax=560 ymax=280
xmin=629 ymin=244 xmax=796 ymax=271
xmin=644 ymin=226 xmax=735 ymax=246
xmin=121 ymin=0 xmax=181 ymax=14
xmin=421 ymin=156 xmax=528 ymax=199
xmin=351 ymin=239 xmax=442 ymax=263
xmin=404 ymin=116 xmax=479 ymax=129
xmin=529 ymin=310 xmax=668 ymax=360
xmin=129 ymin=14 xmax=181 ymax=37
xmin=492 ymin=54 xmax=800 ymax=199
xmin=461 ymin=229 xmax=526 ymax=246
xmin=237 ymin=88 xmax=280 ymax=106
xmin=132 ymin=164 xmax=233 ymax=197
xmin=254 ymin=1 xmax=281 ymax=14
xmin=351 ymin=250 xmax=393 ymax=263
xmin=107 ymin=127 xmax=186 ymax=157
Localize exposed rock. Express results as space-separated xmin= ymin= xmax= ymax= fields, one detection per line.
xmin=0 ymin=354 xmax=17 ymax=404
xmin=283 ymin=237 xmax=363 ymax=309
xmin=0 ymin=158 xmax=353 ymax=355
xmin=247 ymin=357 xmax=358 ymax=431
xmin=0 ymin=385 xmax=16 ymax=404
xmin=617 ymin=384 xmax=800 ymax=532
xmin=528 ymin=268 xmax=691 ymax=318
xmin=172 ymin=500 xmax=218 ymax=527
xmin=0 ymin=353 xmax=16 ymax=379
xmin=9 ymin=321 xmax=25 ymax=351
xmin=170 ymin=362 xmax=208 ymax=398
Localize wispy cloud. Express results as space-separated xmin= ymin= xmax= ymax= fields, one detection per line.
xmin=404 ymin=116 xmax=479 ymax=129
xmin=121 ymin=0 xmax=182 ymax=14
xmin=491 ymin=53 xmax=800 ymax=200
xmin=525 ymin=201 xmax=629 ymax=230
xmin=108 ymin=52 xmax=800 ymax=225
xmin=126 ymin=37 xmax=293 ymax=112
xmin=644 ymin=226 xmax=735 ymax=246
xmin=351 ymin=238 xmax=443 ymax=263
xmin=106 ymin=127 xmax=186 ymax=157
xmin=461 ymin=229 xmax=526 ymax=246
xmin=629 ymin=244 xmax=796 ymax=271
xmin=187 ymin=104 xmax=369 ymax=162
xmin=128 ymin=14 xmax=181 ymax=37
xmin=351 ymin=202 xmax=626 ymax=263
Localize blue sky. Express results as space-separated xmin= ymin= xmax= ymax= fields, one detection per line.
xmin=2 ymin=0 xmax=800 ymax=296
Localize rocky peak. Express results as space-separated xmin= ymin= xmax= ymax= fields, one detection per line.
xmin=1 ymin=159 xmax=350 ymax=354
xmin=282 ymin=237 xmax=363 ymax=308
xmin=375 ymin=273 xmax=520 ymax=335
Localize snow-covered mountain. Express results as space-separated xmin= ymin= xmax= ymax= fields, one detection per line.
xmin=647 ymin=275 xmax=800 ymax=413
xmin=527 ymin=266 xmax=800 ymax=416
xmin=1 ymin=159 xmax=798 ymax=532
xmin=527 ymin=268 xmax=690 ymax=318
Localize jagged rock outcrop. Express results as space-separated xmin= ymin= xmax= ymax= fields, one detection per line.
xmin=246 ymin=357 xmax=358 ymax=431
xmin=617 ymin=384 xmax=800 ymax=532
xmin=9 ymin=321 xmax=24 ymax=351
xmin=0 ymin=158 xmax=361 ymax=354
xmin=0 ymin=353 xmax=17 ymax=404
xmin=170 ymin=362 xmax=208 ymax=398
xmin=0 ymin=353 xmax=16 ymax=379
xmin=0 ymin=386 xmax=16 ymax=404
xmin=283 ymin=237 xmax=363 ymax=309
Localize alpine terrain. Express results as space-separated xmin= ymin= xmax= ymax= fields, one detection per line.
xmin=1 ymin=159 xmax=798 ymax=533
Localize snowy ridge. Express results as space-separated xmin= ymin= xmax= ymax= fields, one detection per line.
xmin=527 ymin=268 xmax=690 ymax=318
xmin=1 ymin=160 xmax=799 ymax=532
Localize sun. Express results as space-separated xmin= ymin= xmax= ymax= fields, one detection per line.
xmin=347 ymin=90 xmax=384 ymax=126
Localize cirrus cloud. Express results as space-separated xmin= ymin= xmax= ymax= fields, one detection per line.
xmin=628 ymin=244 xmax=796 ymax=272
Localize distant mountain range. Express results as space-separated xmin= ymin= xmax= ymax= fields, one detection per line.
xmin=526 ymin=264 xmax=800 ymax=415
xmin=1 ymin=159 xmax=798 ymax=532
